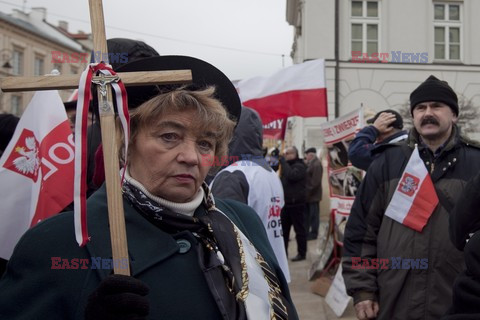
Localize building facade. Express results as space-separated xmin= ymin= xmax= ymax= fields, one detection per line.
xmin=0 ymin=8 xmax=90 ymax=115
xmin=286 ymin=0 xmax=480 ymax=148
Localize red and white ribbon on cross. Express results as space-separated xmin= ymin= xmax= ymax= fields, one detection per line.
xmin=74 ymin=63 xmax=130 ymax=246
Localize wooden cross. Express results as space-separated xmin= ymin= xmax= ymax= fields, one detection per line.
xmin=0 ymin=0 xmax=193 ymax=275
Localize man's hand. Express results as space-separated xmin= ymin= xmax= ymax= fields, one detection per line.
xmin=354 ymin=300 xmax=379 ymax=319
xmin=373 ymin=112 xmax=396 ymax=134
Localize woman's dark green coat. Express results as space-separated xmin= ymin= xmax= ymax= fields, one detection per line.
xmin=0 ymin=185 xmax=298 ymax=319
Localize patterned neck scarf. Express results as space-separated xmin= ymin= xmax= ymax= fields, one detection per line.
xmin=122 ymin=180 xmax=288 ymax=320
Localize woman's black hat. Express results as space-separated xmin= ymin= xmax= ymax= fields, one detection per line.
xmin=115 ymin=55 xmax=241 ymax=123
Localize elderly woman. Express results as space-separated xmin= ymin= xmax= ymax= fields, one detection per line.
xmin=0 ymin=57 xmax=298 ymax=320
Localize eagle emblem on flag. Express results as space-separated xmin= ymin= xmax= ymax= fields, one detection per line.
xmin=3 ymin=129 xmax=40 ymax=182
xmin=398 ymin=173 xmax=420 ymax=197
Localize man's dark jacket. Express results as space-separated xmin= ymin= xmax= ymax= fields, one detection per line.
xmin=305 ymin=156 xmax=323 ymax=203
xmin=279 ymin=157 xmax=307 ymax=205
xmin=443 ymin=171 xmax=480 ymax=319
xmin=342 ymin=125 xmax=480 ymax=320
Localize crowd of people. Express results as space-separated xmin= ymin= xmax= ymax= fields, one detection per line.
xmin=0 ymin=36 xmax=479 ymax=320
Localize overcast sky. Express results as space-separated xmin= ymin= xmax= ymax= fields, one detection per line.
xmin=0 ymin=0 xmax=294 ymax=81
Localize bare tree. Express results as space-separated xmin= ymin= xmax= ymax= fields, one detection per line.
xmin=398 ymin=94 xmax=480 ymax=136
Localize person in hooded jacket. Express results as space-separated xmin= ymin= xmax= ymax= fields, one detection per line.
xmin=210 ymin=107 xmax=290 ymax=282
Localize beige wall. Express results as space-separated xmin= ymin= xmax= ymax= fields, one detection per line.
xmin=0 ymin=20 xmax=89 ymax=115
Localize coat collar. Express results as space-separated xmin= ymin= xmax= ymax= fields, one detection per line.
xmin=406 ymin=124 xmax=460 ymax=153
xmin=84 ymin=185 xmax=188 ymax=279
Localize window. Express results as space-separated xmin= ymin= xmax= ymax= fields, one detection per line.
xmin=12 ymin=47 xmax=24 ymax=76
xmin=351 ymin=1 xmax=379 ymax=56
xmin=34 ymin=55 xmax=44 ymax=76
xmin=434 ymin=3 xmax=461 ymax=61
xmin=11 ymin=95 xmax=22 ymax=115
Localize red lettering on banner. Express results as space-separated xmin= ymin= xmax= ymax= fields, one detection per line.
xmin=263 ymin=118 xmax=287 ymax=140
xmin=31 ymin=120 xmax=74 ymax=226
xmin=333 ymin=116 xmax=360 ymax=134
xmin=322 ymin=127 xmax=335 ymax=138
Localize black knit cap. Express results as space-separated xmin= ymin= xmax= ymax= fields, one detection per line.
xmin=305 ymin=147 xmax=316 ymax=154
xmin=367 ymin=109 xmax=404 ymax=129
xmin=409 ymin=75 xmax=458 ymax=116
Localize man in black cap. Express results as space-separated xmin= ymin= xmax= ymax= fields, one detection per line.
xmin=280 ymin=146 xmax=308 ymax=261
xmin=348 ymin=109 xmax=408 ymax=170
xmin=342 ymin=75 xmax=480 ymax=320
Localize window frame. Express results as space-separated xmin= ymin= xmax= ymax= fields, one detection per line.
xmin=34 ymin=54 xmax=45 ymax=76
xmin=11 ymin=95 xmax=22 ymax=115
xmin=350 ymin=1 xmax=380 ymax=58
xmin=12 ymin=46 xmax=24 ymax=76
xmin=433 ymin=2 xmax=462 ymax=62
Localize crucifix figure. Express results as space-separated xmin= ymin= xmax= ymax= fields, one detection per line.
xmin=0 ymin=0 xmax=192 ymax=275
xmin=91 ymin=73 xmax=119 ymax=112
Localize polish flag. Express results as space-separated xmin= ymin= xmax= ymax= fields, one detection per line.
xmin=0 ymin=91 xmax=74 ymax=259
xmin=384 ymin=146 xmax=439 ymax=232
xmin=235 ymin=59 xmax=328 ymax=125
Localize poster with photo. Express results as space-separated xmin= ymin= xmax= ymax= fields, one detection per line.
xmin=321 ymin=108 xmax=365 ymax=214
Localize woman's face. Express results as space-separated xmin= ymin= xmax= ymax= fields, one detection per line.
xmin=128 ymin=109 xmax=216 ymax=203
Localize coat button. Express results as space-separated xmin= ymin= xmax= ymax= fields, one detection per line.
xmin=176 ymin=239 xmax=191 ymax=254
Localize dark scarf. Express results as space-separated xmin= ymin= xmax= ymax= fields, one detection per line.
xmin=122 ymin=180 xmax=288 ymax=320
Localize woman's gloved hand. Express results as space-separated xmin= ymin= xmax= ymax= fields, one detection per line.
xmin=85 ymin=274 xmax=150 ymax=320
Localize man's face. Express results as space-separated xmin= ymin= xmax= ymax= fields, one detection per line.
xmin=305 ymin=152 xmax=315 ymax=162
xmin=285 ymin=148 xmax=296 ymax=161
xmin=412 ymin=101 xmax=457 ymax=142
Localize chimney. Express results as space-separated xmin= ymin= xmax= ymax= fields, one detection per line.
xmin=58 ymin=20 xmax=69 ymax=32
xmin=11 ymin=9 xmax=28 ymax=21
xmin=31 ymin=7 xmax=47 ymax=21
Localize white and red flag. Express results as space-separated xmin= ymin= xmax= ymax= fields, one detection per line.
xmin=235 ymin=59 xmax=328 ymax=125
xmin=0 ymin=91 xmax=74 ymax=259
xmin=384 ymin=145 xmax=439 ymax=232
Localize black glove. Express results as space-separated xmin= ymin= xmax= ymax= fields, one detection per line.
xmin=85 ymin=274 xmax=150 ymax=320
